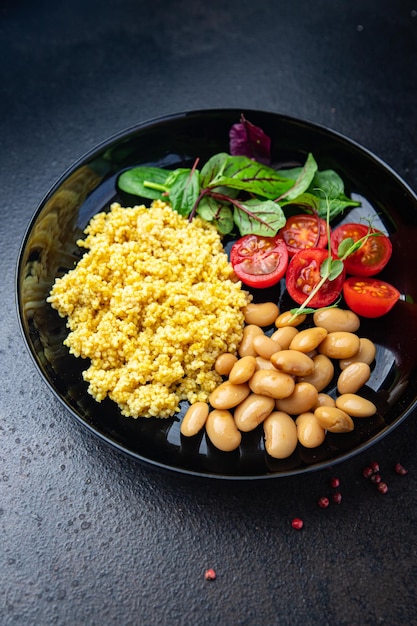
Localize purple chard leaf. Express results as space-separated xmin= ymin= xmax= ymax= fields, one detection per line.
xmin=229 ymin=114 xmax=271 ymax=164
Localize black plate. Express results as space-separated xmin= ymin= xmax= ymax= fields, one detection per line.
xmin=16 ymin=108 xmax=417 ymax=480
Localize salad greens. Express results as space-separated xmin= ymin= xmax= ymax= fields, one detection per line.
xmin=117 ymin=115 xmax=360 ymax=237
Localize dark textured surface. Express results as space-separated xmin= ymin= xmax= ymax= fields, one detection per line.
xmin=2 ymin=1 xmax=417 ymax=624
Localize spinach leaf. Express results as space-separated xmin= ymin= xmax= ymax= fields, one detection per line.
xmin=279 ymin=192 xmax=320 ymax=213
xmin=166 ymin=168 xmax=200 ymax=217
xmin=332 ymin=198 xmax=360 ymax=219
xmin=118 ymin=166 xmax=169 ymax=199
xmin=315 ymin=195 xmax=361 ymax=220
xmin=311 ymin=169 xmax=346 ymax=198
xmin=308 ymin=169 xmax=361 ymax=219
xmin=278 ymin=153 xmax=318 ymax=201
xmin=164 ymin=167 xmax=193 ymax=187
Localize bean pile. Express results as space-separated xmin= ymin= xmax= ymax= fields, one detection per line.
xmin=180 ymin=303 xmax=378 ymax=459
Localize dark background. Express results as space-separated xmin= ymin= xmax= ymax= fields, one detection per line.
xmin=2 ymin=1 xmax=417 ymax=624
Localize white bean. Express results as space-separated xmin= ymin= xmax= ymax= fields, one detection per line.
xmin=263 ymin=411 xmax=298 ymax=459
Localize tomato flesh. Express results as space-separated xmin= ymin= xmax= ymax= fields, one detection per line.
xmin=278 ymin=214 xmax=328 ymax=256
xmin=230 ymin=234 xmax=289 ymax=288
xmin=285 ymin=248 xmax=345 ymax=307
xmin=330 ymin=222 xmax=392 ymax=276
xmin=343 ymin=277 xmax=400 ymax=318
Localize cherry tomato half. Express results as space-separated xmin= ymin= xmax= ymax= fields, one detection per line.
xmin=285 ymin=248 xmax=345 ymax=307
xmin=330 ymin=222 xmax=392 ymax=276
xmin=230 ymin=234 xmax=289 ymax=288
xmin=343 ymin=277 xmax=400 ymax=318
xmin=278 ymin=213 xmax=328 ymax=256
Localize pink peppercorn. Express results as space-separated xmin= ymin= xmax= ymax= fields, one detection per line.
xmin=332 ymin=492 xmax=342 ymax=504
xmin=394 ymin=462 xmax=408 ymax=476
xmin=377 ymin=482 xmax=388 ymax=495
xmin=362 ymin=466 xmax=374 ymax=479
xmin=204 ymin=569 xmax=216 ymax=581
xmin=318 ymin=496 xmax=330 ymax=508
xmin=330 ymin=477 xmax=340 ymax=489
xmin=291 ymin=518 xmax=304 ymax=530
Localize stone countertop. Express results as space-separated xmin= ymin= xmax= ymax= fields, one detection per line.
xmin=2 ymin=1 xmax=417 ymax=624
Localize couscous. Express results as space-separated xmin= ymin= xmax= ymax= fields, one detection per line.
xmin=48 ymin=200 xmax=251 ymax=418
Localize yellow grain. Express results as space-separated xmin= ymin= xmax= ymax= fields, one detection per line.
xmin=48 ymin=200 xmax=251 ymax=418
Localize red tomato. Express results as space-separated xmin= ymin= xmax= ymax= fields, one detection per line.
xmin=285 ymin=248 xmax=345 ymax=307
xmin=278 ymin=214 xmax=328 ymax=256
xmin=343 ymin=277 xmax=400 ymax=318
xmin=230 ymin=234 xmax=289 ymax=288
xmin=330 ymin=222 xmax=392 ymax=276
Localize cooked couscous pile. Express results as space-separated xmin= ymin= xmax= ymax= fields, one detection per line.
xmin=48 ymin=200 xmax=251 ymax=418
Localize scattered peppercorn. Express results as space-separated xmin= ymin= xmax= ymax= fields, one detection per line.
xmin=370 ymin=473 xmax=382 ymax=484
xmin=362 ymin=460 xmax=391 ymax=494
xmin=318 ymin=496 xmax=330 ymax=508
xmin=332 ymin=491 xmax=342 ymax=504
xmin=362 ymin=466 xmax=374 ymax=479
xmin=291 ymin=518 xmax=304 ymax=530
xmin=377 ymin=482 xmax=388 ymax=495
xmin=204 ymin=569 xmax=217 ymax=581
xmin=394 ymin=462 xmax=408 ymax=476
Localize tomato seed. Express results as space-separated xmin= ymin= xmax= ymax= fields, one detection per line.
xmin=291 ymin=518 xmax=304 ymax=530
xmin=204 ymin=569 xmax=217 ymax=581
